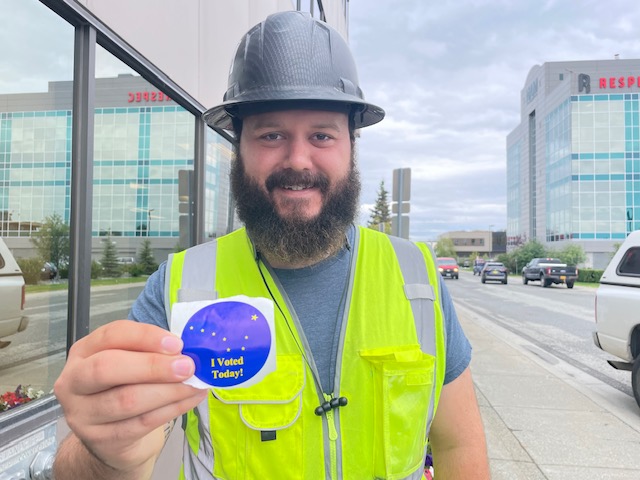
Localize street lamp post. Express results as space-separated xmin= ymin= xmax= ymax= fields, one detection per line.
xmin=147 ymin=208 xmax=155 ymax=237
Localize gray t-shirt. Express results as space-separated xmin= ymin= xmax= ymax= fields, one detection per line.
xmin=129 ymin=238 xmax=471 ymax=390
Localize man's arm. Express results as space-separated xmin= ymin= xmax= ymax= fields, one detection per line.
xmin=428 ymin=366 xmax=490 ymax=479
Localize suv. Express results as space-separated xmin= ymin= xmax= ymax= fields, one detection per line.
xmin=480 ymin=261 xmax=508 ymax=284
xmin=0 ymin=238 xmax=28 ymax=348
xmin=437 ymin=257 xmax=459 ymax=279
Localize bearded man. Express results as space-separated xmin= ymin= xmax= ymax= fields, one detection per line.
xmin=53 ymin=11 xmax=489 ymax=480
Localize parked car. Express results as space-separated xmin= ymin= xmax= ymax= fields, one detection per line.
xmin=437 ymin=257 xmax=459 ymax=279
xmin=522 ymin=257 xmax=578 ymax=288
xmin=593 ymin=230 xmax=640 ymax=408
xmin=41 ymin=261 xmax=58 ymax=280
xmin=0 ymin=238 xmax=28 ymax=348
xmin=473 ymin=258 xmax=486 ymax=276
xmin=480 ymin=261 xmax=508 ymax=284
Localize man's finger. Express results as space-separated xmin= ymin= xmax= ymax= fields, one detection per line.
xmin=68 ymin=350 xmax=196 ymax=395
xmin=82 ymin=383 xmax=208 ymax=425
xmin=69 ymin=320 xmax=183 ymax=359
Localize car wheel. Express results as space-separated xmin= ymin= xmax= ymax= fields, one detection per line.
xmin=502 ymin=279 xmax=507 ymax=284
xmin=542 ymin=276 xmax=552 ymax=288
xmin=633 ymin=357 xmax=640 ymax=409
xmin=566 ymin=280 xmax=574 ymax=289
xmin=522 ymin=275 xmax=528 ymax=285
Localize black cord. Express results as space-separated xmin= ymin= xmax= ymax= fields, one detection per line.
xmin=255 ymin=253 xmax=326 ymax=395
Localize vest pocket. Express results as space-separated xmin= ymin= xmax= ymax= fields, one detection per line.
xmin=210 ymin=354 xmax=306 ymax=479
xmin=359 ymin=345 xmax=435 ymax=479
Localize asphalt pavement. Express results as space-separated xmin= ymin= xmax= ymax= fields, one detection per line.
xmin=456 ymin=302 xmax=640 ymax=479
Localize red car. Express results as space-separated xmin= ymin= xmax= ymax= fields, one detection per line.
xmin=437 ymin=257 xmax=459 ymax=279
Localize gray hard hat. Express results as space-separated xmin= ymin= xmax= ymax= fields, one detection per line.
xmin=202 ymin=11 xmax=385 ymax=131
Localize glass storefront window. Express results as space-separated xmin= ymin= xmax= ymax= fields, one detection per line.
xmin=88 ymin=47 xmax=197 ymax=332
xmin=0 ymin=0 xmax=73 ymax=414
xmin=205 ymin=128 xmax=234 ymax=239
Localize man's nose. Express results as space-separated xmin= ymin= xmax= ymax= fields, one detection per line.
xmin=284 ymin=137 xmax=313 ymax=170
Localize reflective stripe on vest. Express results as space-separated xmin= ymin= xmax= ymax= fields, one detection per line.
xmin=168 ymin=227 xmax=445 ymax=480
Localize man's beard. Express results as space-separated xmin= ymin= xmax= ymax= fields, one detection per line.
xmin=231 ymin=152 xmax=361 ymax=266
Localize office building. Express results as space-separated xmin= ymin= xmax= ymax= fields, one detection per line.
xmin=0 ymin=75 xmax=233 ymax=258
xmin=507 ymin=58 xmax=640 ymax=268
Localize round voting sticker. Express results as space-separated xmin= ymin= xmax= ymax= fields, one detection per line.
xmin=181 ymin=300 xmax=272 ymax=387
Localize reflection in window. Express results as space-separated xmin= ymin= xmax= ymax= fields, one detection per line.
xmin=205 ymin=128 xmax=234 ymax=239
xmin=0 ymin=0 xmax=73 ymax=413
xmin=89 ymin=47 xmax=198 ymax=332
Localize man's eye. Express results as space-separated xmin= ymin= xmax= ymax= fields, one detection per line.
xmin=313 ymin=133 xmax=332 ymax=141
xmin=262 ymin=133 xmax=282 ymax=141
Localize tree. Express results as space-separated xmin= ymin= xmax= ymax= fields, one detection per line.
xmin=137 ymin=239 xmax=158 ymax=275
xmin=557 ymin=243 xmax=587 ymax=266
xmin=100 ymin=236 xmax=121 ymax=277
xmin=367 ymin=181 xmax=391 ymax=234
xmin=30 ymin=213 xmax=70 ymax=268
xmin=435 ymin=237 xmax=457 ymax=258
xmin=504 ymin=239 xmax=547 ymax=273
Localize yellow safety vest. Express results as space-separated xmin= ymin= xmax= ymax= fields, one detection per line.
xmin=165 ymin=227 xmax=446 ymax=480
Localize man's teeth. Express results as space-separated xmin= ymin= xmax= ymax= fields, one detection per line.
xmin=284 ymin=185 xmax=307 ymax=190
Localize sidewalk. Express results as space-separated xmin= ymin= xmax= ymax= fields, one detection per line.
xmin=456 ymin=303 xmax=640 ymax=480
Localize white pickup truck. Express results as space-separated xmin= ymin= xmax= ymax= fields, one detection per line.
xmin=0 ymin=238 xmax=28 ymax=348
xmin=593 ymin=230 xmax=640 ymax=408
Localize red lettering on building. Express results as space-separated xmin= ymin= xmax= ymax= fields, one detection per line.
xmin=597 ymin=76 xmax=640 ymax=90
xmin=126 ymin=91 xmax=174 ymax=103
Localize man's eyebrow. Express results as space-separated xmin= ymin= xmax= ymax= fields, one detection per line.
xmin=251 ymin=119 xmax=283 ymax=130
xmin=250 ymin=119 xmax=343 ymax=131
xmin=310 ymin=121 xmax=342 ymax=131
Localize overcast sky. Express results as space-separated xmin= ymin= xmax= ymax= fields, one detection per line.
xmin=347 ymin=1 xmax=640 ymax=241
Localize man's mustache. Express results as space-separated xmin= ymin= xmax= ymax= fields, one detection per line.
xmin=265 ymin=170 xmax=330 ymax=194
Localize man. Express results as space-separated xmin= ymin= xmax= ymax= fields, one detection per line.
xmin=53 ymin=11 xmax=489 ymax=480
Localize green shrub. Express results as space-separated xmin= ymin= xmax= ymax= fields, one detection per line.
xmin=16 ymin=257 xmax=43 ymax=285
xmin=128 ymin=263 xmax=144 ymax=277
xmin=91 ymin=260 xmax=103 ymax=279
xmin=59 ymin=264 xmax=69 ymax=279
xmin=577 ymin=268 xmax=604 ymax=283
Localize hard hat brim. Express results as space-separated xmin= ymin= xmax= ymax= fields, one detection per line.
xmin=203 ymin=90 xmax=385 ymax=132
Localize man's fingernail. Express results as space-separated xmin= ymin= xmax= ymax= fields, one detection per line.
xmin=172 ymin=358 xmax=194 ymax=377
xmin=161 ymin=335 xmax=183 ymax=353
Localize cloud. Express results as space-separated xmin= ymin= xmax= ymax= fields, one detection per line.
xmin=349 ymin=0 xmax=640 ymax=240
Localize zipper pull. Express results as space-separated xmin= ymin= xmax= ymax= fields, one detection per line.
xmin=324 ymin=393 xmax=338 ymax=440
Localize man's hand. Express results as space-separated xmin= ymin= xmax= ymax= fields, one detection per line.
xmin=53 ymin=320 xmax=208 ymax=476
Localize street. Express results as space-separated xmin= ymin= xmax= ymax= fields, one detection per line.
xmin=445 ymin=269 xmax=634 ymax=399
xmin=0 ymin=283 xmax=144 ymax=393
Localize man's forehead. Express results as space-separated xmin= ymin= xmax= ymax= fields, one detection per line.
xmin=244 ymin=109 xmax=349 ymax=130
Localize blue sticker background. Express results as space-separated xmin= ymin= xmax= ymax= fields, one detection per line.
xmin=181 ymin=301 xmax=271 ymax=387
